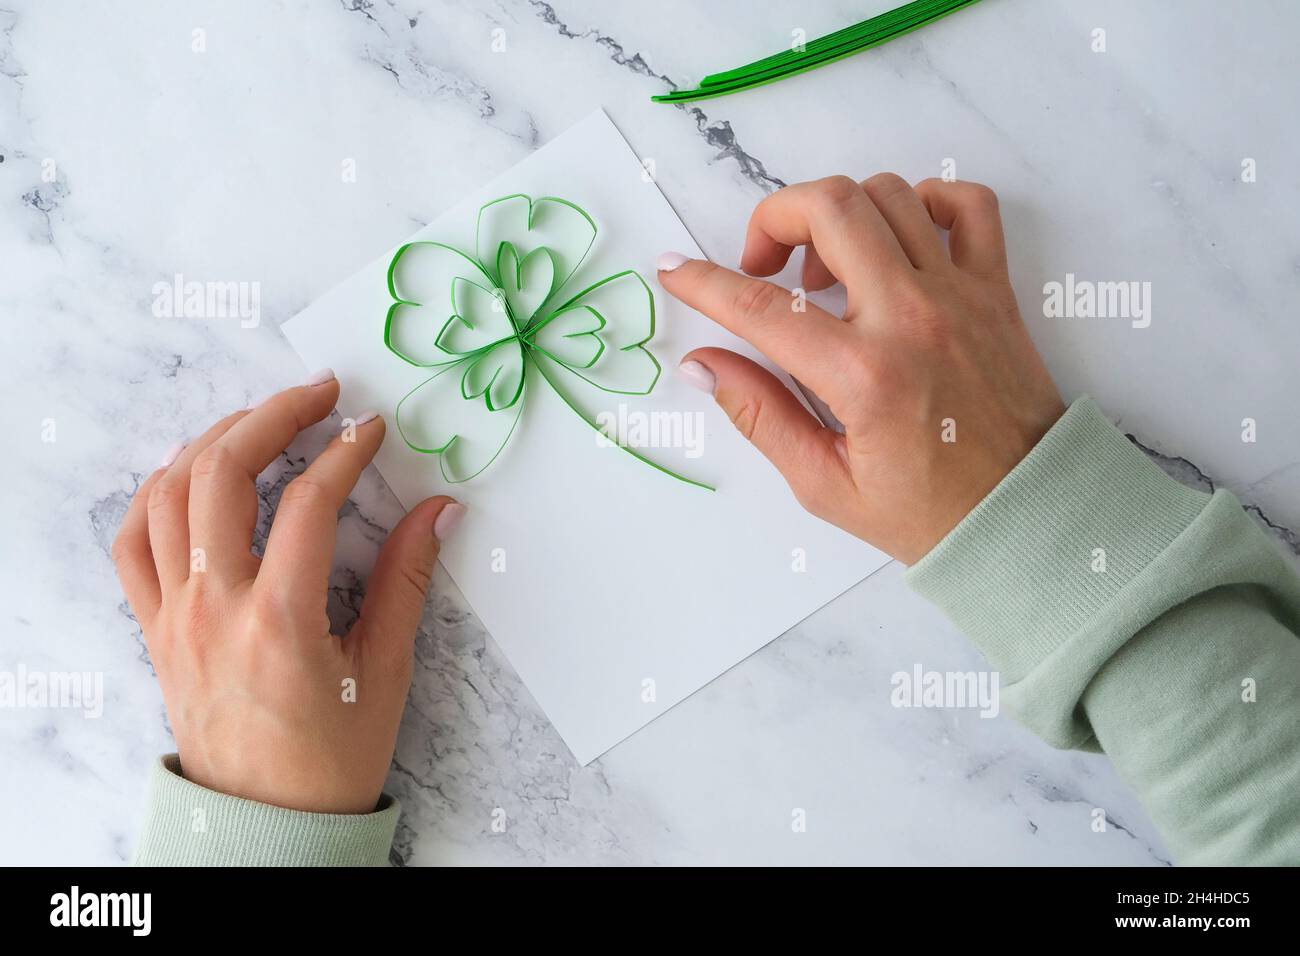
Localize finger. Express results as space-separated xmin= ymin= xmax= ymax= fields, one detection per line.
xmin=147 ymin=410 xmax=251 ymax=589
xmin=346 ymin=496 xmax=462 ymax=667
xmin=187 ymin=443 xmax=263 ymax=584
xmin=258 ymin=411 xmax=386 ymax=608
xmin=739 ymin=176 xmax=911 ymax=288
xmin=657 ymin=256 xmax=861 ymax=403
xmin=801 ymin=244 xmax=837 ymax=292
xmin=860 ymin=173 xmax=949 ymax=271
xmin=209 ymin=371 xmax=340 ymax=480
xmin=913 ymin=179 xmax=1008 ymax=276
xmin=181 ymin=374 xmax=339 ymax=587
xmin=680 ymin=348 xmax=854 ymax=518
xmin=112 ymin=468 xmax=168 ymax=625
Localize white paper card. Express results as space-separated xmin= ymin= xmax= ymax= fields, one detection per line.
xmin=281 ymin=109 xmax=889 ymax=763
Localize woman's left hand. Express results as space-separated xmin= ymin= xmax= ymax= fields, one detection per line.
xmin=112 ymin=371 xmax=463 ymax=814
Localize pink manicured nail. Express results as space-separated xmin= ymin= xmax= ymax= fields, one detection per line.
xmin=354 ymin=410 xmax=380 ymax=426
xmin=656 ymin=251 xmax=690 ymax=272
xmin=677 ymin=360 xmax=716 ymax=395
xmin=302 ymin=368 xmax=336 ymax=387
xmin=433 ymin=502 xmax=466 ymax=540
xmin=159 ymin=441 xmax=186 ymax=468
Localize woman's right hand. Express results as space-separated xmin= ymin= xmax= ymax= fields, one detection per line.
xmin=658 ymin=174 xmax=1066 ymax=564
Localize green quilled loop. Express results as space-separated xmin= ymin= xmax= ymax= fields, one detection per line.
xmin=382 ymin=194 xmax=715 ymax=492
xmin=651 ymin=0 xmax=983 ymax=104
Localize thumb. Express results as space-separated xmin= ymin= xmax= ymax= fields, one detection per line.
xmin=348 ymin=496 xmax=463 ymax=664
xmin=680 ymin=348 xmax=852 ymax=518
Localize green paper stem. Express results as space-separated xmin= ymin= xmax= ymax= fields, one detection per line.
xmin=383 ymin=195 xmax=714 ymax=491
xmin=651 ymin=0 xmax=982 ymax=104
xmin=532 ymin=356 xmax=716 ymax=493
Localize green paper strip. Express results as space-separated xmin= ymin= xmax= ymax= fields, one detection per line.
xmin=651 ymin=0 xmax=982 ymax=104
xmin=383 ymin=195 xmax=714 ymax=491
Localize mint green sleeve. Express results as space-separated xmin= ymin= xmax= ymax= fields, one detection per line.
xmin=907 ymin=397 xmax=1300 ymax=865
xmin=133 ymin=755 xmax=398 ymax=866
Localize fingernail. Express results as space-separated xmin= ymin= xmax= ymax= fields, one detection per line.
xmin=159 ymin=442 xmax=187 ymax=468
xmin=159 ymin=441 xmax=186 ymax=468
xmin=677 ymin=359 xmax=716 ymax=395
xmin=302 ymin=368 xmax=336 ymax=387
xmin=433 ymin=502 xmax=466 ymax=540
xmin=833 ymin=435 xmax=850 ymax=468
xmin=657 ymin=251 xmax=690 ymax=272
xmin=354 ymin=410 xmax=381 ymax=426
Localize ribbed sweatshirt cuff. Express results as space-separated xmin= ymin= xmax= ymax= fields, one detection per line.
xmin=133 ymin=755 xmax=398 ymax=866
xmin=905 ymin=396 xmax=1210 ymax=682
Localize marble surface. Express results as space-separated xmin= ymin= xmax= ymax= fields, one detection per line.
xmin=3 ymin=0 xmax=1296 ymax=865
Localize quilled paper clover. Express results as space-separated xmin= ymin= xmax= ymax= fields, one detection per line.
xmin=383 ymin=194 xmax=711 ymax=489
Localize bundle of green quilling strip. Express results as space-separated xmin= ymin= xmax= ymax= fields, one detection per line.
xmin=653 ymin=0 xmax=982 ymax=104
